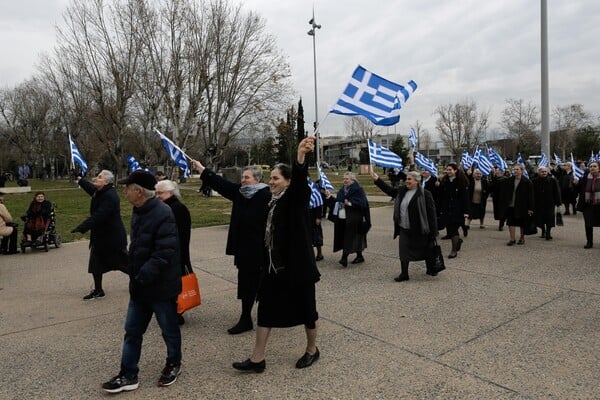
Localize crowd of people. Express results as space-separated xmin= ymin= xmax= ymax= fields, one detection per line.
xmin=1 ymin=149 xmax=599 ymax=395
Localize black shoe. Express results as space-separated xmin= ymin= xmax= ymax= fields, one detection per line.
xmin=394 ymin=274 xmax=409 ymax=282
xmin=158 ymin=363 xmax=181 ymax=387
xmin=102 ymin=374 xmax=139 ymax=393
xmin=339 ymin=258 xmax=348 ymax=267
xmin=233 ymin=358 xmax=266 ymax=373
xmin=295 ymin=348 xmax=320 ymax=369
xmin=83 ymin=289 xmax=105 ymax=300
xmin=315 ymin=255 xmax=324 ymax=261
xmin=456 ymin=238 xmax=463 ymax=252
xmin=584 ymin=242 xmax=593 ymax=249
xmin=228 ymin=319 xmax=253 ymax=335
xmin=351 ymin=256 xmax=365 ymax=264
xmin=426 ymin=270 xmax=438 ymax=277
xmin=462 ymin=226 xmax=469 ymax=237
xmin=545 ymin=234 xmax=552 ymax=241
xmin=448 ymin=251 xmax=457 ymax=259
xmin=177 ymin=313 xmax=185 ymax=325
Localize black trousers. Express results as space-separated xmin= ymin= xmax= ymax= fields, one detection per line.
xmin=1 ymin=227 xmax=18 ymax=253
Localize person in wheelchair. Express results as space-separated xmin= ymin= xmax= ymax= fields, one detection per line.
xmin=22 ymin=191 xmax=53 ymax=246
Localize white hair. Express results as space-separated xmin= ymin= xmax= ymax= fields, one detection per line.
xmin=155 ymin=180 xmax=181 ymax=198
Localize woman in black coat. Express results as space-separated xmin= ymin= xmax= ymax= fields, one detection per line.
xmin=497 ymin=165 xmax=534 ymax=245
xmin=233 ymin=137 xmax=321 ymax=373
xmin=331 ymin=172 xmax=370 ymax=267
xmin=191 ymin=160 xmax=271 ymax=335
xmin=72 ymin=170 xmax=128 ymax=300
xmin=532 ymin=167 xmax=561 ymax=240
xmin=575 ymin=161 xmax=600 ymax=248
xmin=436 ymin=163 xmax=470 ymax=258
xmin=155 ymin=179 xmax=192 ymax=324
xmin=371 ymin=169 xmax=438 ymax=281
xmin=466 ymin=169 xmax=490 ymax=230
xmin=489 ymin=167 xmax=508 ymax=231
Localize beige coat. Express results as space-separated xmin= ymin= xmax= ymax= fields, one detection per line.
xmin=0 ymin=203 xmax=14 ymax=237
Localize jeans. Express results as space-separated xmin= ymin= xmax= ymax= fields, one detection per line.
xmin=120 ymin=298 xmax=181 ymax=378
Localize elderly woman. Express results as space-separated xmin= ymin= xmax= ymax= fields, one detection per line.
xmin=156 ymin=180 xmax=191 ymax=325
xmin=23 ymin=191 xmax=53 ymax=245
xmin=72 ymin=170 xmax=128 ymax=300
xmin=0 ymin=191 xmax=18 ymax=254
xmin=436 ymin=163 xmax=470 ymax=258
xmin=332 ymin=171 xmax=370 ymax=267
xmin=575 ymin=161 xmax=600 ymax=248
xmin=498 ymin=164 xmax=534 ymax=246
xmin=370 ymin=168 xmax=438 ymax=281
xmin=532 ymin=166 xmax=562 ymax=240
xmin=466 ymin=168 xmax=489 ymax=230
xmin=233 ymin=137 xmax=321 ymax=372
xmin=191 ymin=159 xmax=270 ymax=335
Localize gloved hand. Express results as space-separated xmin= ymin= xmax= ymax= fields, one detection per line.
xmin=71 ymin=227 xmax=83 ymax=234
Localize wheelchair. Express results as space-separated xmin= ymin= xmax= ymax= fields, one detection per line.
xmin=20 ymin=204 xmax=62 ymax=253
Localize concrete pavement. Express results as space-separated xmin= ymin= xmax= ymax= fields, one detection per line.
xmin=0 ymin=201 xmax=599 ymax=399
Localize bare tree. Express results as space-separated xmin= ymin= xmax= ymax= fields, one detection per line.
xmin=344 ymin=116 xmax=377 ymax=140
xmin=434 ymin=99 xmax=489 ymax=160
xmin=500 ymin=98 xmax=540 ymax=158
xmin=552 ymin=104 xmax=592 ymax=159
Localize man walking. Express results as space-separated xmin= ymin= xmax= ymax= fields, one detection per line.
xmin=102 ymin=170 xmax=182 ymax=393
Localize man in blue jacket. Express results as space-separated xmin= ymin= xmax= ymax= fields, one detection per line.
xmin=102 ymin=170 xmax=182 ymax=393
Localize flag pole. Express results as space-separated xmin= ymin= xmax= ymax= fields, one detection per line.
xmin=68 ymin=134 xmax=75 ymax=170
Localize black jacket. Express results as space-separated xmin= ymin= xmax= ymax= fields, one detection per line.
xmin=498 ymin=176 xmax=534 ymax=219
xmin=128 ymin=197 xmax=181 ymax=301
xmin=76 ymin=180 xmax=127 ymax=255
xmin=200 ymin=168 xmax=271 ymax=269
xmin=164 ymin=196 xmax=191 ymax=271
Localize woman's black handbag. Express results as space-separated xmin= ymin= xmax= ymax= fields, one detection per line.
xmin=426 ymin=238 xmax=445 ymax=275
xmin=524 ymin=216 xmax=537 ymax=235
xmin=358 ymin=217 xmax=371 ymax=235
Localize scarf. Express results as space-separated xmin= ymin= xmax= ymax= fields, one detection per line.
xmin=584 ymin=173 xmax=600 ymax=205
xmin=264 ymin=188 xmax=287 ymax=274
xmin=239 ymin=183 xmax=268 ymax=199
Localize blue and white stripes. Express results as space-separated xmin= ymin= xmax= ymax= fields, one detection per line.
xmin=368 ymin=140 xmax=403 ymax=170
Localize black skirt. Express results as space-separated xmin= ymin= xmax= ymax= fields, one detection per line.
xmin=257 ymin=270 xmax=318 ymax=328
xmin=88 ymin=246 xmax=128 ymax=274
xmin=398 ymin=228 xmax=430 ymax=262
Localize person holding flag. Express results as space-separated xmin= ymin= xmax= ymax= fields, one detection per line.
xmin=436 ymin=163 xmax=470 ymax=258
xmin=497 ymin=164 xmax=534 ymax=246
xmin=573 ymin=161 xmax=600 ymax=248
xmin=191 ymin=160 xmax=270 ymax=335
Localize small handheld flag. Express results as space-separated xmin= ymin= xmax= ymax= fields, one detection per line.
xmin=461 ymin=150 xmax=474 ymax=170
xmin=69 ymin=134 xmax=88 ymax=175
xmin=307 ymin=177 xmax=324 ymax=209
xmin=487 ymin=147 xmax=507 ymax=172
xmin=517 ymin=153 xmax=529 ymax=178
xmin=330 ymin=65 xmax=417 ymax=126
xmin=368 ymin=140 xmax=403 ymax=170
xmin=317 ymin=167 xmax=335 ymax=191
xmin=571 ymin=153 xmax=584 ymax=179
xmin=414 ymin=152 xmax=438 ymax=177
xmin=155 ymin=129 xmax=191 ymax=178
xmin=538 ymin=153 xmax=549 ymax=168
xmin=408 ymin=128 xmax=417 ymax=149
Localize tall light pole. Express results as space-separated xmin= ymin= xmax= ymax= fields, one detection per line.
xmin=308 ymin=9 xmax=322 ymax=166
xmin=540 ymin=0 xmax=550 ymax=158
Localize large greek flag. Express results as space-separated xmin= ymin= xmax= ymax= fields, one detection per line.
xmin=155 ymin=129 xmax=190 ymax=177
xmin=461 ymin=150 xmax=473 ymax=169
xmin=571 ymin=153 xmax=584 ymax=179
xmin=330 ymin=65 xmax=417 ymax=126
xmin=307 ymin=177 xmax=324 ymax=209
xmin=473 ymin=147 xmax=493 ymax=176
xmin=414 ymin=152 xmax=438 ymax=177
xmin=368 ymin=140 xmax=403 ymax=169
xmin=487 ymin=146 xmax=507 ymax=172
xmin=69 ymin=134 xmax=88 ymax=175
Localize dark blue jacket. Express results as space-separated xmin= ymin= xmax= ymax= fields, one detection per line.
xmin=128 ymin=197 xmax=181 ymax=301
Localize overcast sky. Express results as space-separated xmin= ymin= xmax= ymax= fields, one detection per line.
xmin=2 ymin=0 xmax=599 ymax=140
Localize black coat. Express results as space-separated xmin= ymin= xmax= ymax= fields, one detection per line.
xmin=438 ymin=177 xmax=470 ymax=227
xmin=200 ymin=168 xmax=271 ymax=269
xmin=497 ymin=176 xmax=534 ymax=219
xmin=76 ymin=180 xmax=127 ymax=260
xmin=128 ymin=197 xmax=181 ymax=301
xmin=332 ymin=181 xmax=370 ymax=253
xmin=164 ymin=196 xmax=191 ymax=271
xmin=532 ymin=175 xmax=561 ymax=227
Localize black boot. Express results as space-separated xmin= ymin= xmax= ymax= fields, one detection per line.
xmin=584 ymin=226 xmax=593 ymax=249
xmin=351 ymin=251 xmax=365 ymax=264
xmin=449 ymin=235 xmax=460 ymax=258
xmin=540 ymin=227 xmax=546 ymax=239
xmin=339 ymin=252 xmax=348 ymax=267
xmin=228 ymin=296 xmax=254 ymax=334
xmin=545 ymin=227 xmax=552 ymax=240
xmin=394 ymin=261 xmax=409 ymax=281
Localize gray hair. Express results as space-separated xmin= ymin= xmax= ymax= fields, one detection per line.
xmin=243 ymin=165 xmax=263 ymax=182
xmin=130 ymin=183 xmax=155 ymax=199
xmin=99 ymin=169 xmax=114 ymax=184
xmin=155 ymin=179 xmax=181 ymax=198
xmin=537 ymin=166 xmax=549 ymax=173
xmin=407 ymin=171 xmax=422 ymax=182
xmin=343 ymin=171 xmax=356 ymax=181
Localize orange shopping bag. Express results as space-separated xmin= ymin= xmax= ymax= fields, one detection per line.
xmin=177 ymin=269 xmax=201 ymax=314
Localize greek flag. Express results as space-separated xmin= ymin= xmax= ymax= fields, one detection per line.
xmin=571 ymin=153 xmax=584 ymax=179
xmin=461 ymin=150 xmax=474 ymax=169
xmin=553 ymin=153 xmax=563 ymax=166
xmin=307 ymin=177 xmax=324 ymax=209
xmin=487 ymin=146 xmax=507 ymax=172
xmin=408 ymin=128 xmax=417 ymax=149
xmin=126 ymin=155 xmax=150 ymax=173
xmin=317 ymin=167 xmax=335 ymax=191
xmin=588 ymin=151 xmax=597 ymax=164
xmin=517 ymin=153 xmax=528 ymax=178
xmin=538 ymin=153 xmax=549 ymax=168
xmin=69 ymin=134 xmax=88 ymax=175
xmin=155 ymin=129 xmax=190 ymax=177
xmin=368 ymin=140 xmax=403 ymax=169
xmin=473 ymin=147 xmax=493 ymax=176
xmin=330 ymin=65 xmax=417 ymax=126
xmin=414 ymin=152 xmax=438 ymax=177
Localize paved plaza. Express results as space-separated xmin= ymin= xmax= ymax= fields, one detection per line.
xmin=0 ymin=200 xmax=599 ymax=399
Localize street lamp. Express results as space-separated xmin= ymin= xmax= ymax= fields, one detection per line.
xmin=308 ymin=9 xmax=322 ymax=166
